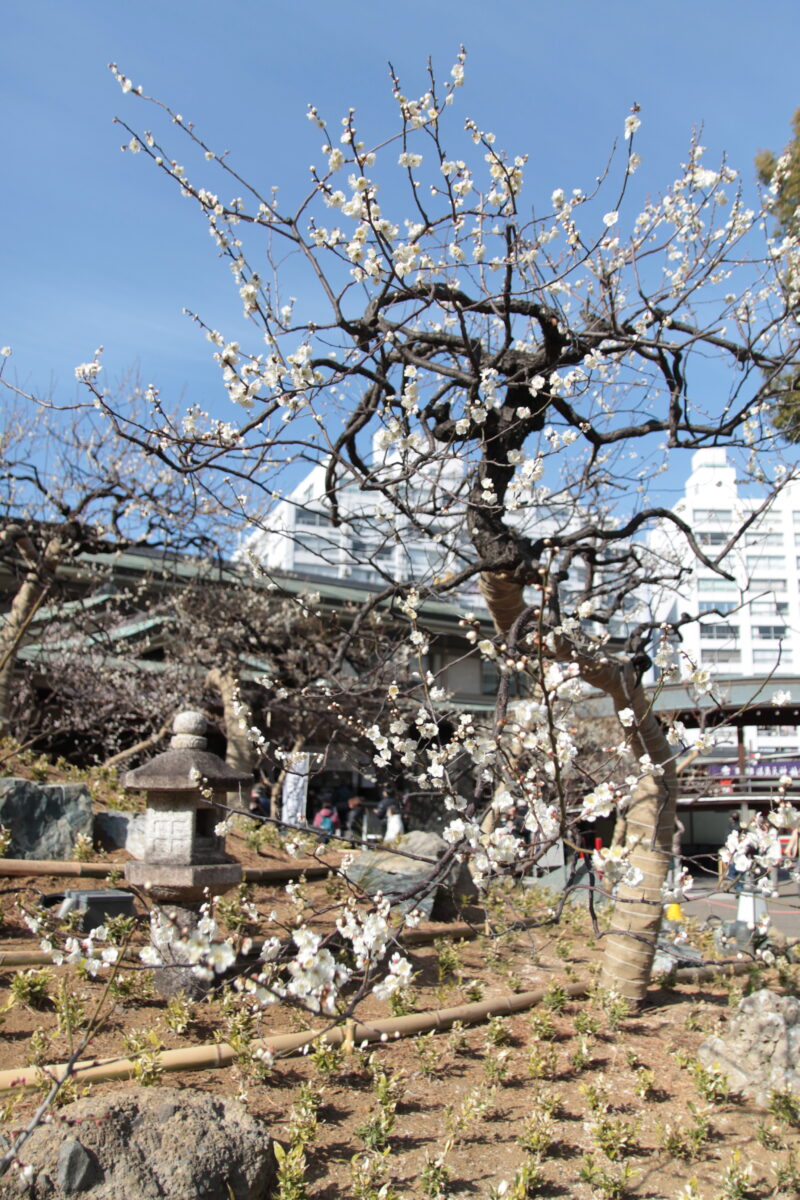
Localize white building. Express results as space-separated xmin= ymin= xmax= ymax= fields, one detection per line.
xmin=236 ymin=455 xmax=488 ymax=609
xmin=651 ymin=448 xmax=800 ymax=758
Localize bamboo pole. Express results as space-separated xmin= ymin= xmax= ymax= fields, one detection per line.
xmin=0 ymin=981 xmax=591 ymax=1092
xmin=0 ymin=859 xmax=333 ymax=882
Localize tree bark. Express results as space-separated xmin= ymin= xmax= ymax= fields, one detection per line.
xmin=0 ymin=535 xmax=65 ymax=735
xmin=205 ymin=667 xmax=256 ymax=802
xmin=479 ymin=572 xmax=676 ymax=1006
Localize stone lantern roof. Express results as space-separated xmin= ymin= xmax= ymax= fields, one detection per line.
xmin=124 ymin=711 xmax=251 ymax=794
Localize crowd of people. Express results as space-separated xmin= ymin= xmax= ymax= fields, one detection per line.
xmin=248 ymin=778 xmax=410 ymax=844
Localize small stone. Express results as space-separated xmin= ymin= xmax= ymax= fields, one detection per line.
xmin=55 ymin=1139 xmax=97 ymax=1193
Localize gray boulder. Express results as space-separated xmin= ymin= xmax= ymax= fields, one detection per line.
xmin=344 ymin=829 xmax=477 ymax=919
xmin=92 ymin=812 xmax=147 ymax=859
xmin=0 ymin=779 xmax=92 ymax=860
xmin=698 ymin=988 xmax=800 ymax=1104
xmin=3 ymin=1086 xmax=275 ymax=1199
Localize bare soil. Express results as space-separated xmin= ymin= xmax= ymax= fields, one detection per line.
xmin=1 ymin=829 xmax=798 ymax=1198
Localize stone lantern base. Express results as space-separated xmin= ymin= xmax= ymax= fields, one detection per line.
xmin=125 ymin=861 xmax=243 ymax=905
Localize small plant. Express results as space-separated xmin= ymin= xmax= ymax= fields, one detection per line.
xmin=484 ymin=1047 xmax=513 ymax=1084
xmin=412 ymin=1031 xmax=441 ymax=1079
xmin=579 ymin=1081 xmax=609 ymax=1114
xmin=216 ymin=883 xmax=260 ymax=938
xmin=55 ymin=980 xmax=86 ymax=1040
xmin=446 ymin=1019 xmax=468 ymax=1055
xmin=72 ymin=833 xmax=93 ymax=862
xmin=772 ymin=1147 xmax=800 ymax=1196
xmin=527 ymin=1044 xmax=558 ymax=1081
xmin=10 ymin=969 xmax=53 ymax=1011
xmin=287 ymin=1083 xmax=320 ymax=1144
xmin=387 ymin=986 xmax=416 ymax=1016
xmin=528 ymin=1011 xmax=557 ymax=1040
xmin=674 ymin=1180 xmax=705 ymax=1200
xmin=310 ymin=1036 xmax=344 ymax=1077
xmin=554 ymin=936 xmax=572 ymax=960
xmin=658 ymin=1103 xmax=712 ymax=1160
xmin=579 ymin=1156 xmax=637 ymax=1199
xmin=354 ymin=1107 xmax=395 ymax=1151
xmin=444 ymin=1084 xmax=496 ymax=1142
xmin=541 ymin=984 xmax=568 ymax=1013
xmin=489 ymin=1158 xmax=543 ymax=1199
xmin=586 ymin=1110 xmax=638 ymax=1161
xmin=766 ymin=1088 xmax=800 ymax=1126
xmin=518 ymin=1110 xmax=556 ymax=1157
xmin=688 ymin=1059 xmax=730 ymax=1104
xmin=485 ymin=1015 xmax=512 ymax=1047
xmin=461 ymin=979 xmax=484 ymax=1002
xmin=245 ymin=820 xmax=281 ymax=854
xmin=632 ymin=1066 xmax=655 ymax=1099
xmin=123 ymin=1028 xmax=164 ymax=1086
xmin=25 ymin=1027 xmax=52 ymax=1067
xmin=420 ymin=1154 xmax=450 ymax=1199
xmin=274 ymin=1141 xmax=308 ymax=1200
xmin=716 ymin=1148 xmax=753 ymax=1200
xmin=434 ymin=937 xmax=463 ymax=982
xmin=350 ymin=1149 xmax=399 ymax=1200
xmin=755 ymin=1121 xmax=784 ymax=1149
xmin=596 ymin=989 xmax=630 ymax=1030
xmin=570 ymin=1034 xmax=593 ymax=1072
xmin=164 ymin=991 xmax=192 ymax=1035
xmin=104 ymin=912 xmax=137 ymax=945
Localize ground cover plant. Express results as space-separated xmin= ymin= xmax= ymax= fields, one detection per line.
xmin=1 ymin=825 xmax=799 ymax=1199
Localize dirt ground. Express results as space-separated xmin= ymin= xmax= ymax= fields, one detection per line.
xmin=1 ymin=828 xmax=799 ymax=1199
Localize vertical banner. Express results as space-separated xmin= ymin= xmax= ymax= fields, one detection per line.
xmin=282 ymin=752 xmax=310 ymax=827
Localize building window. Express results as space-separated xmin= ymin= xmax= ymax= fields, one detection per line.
xmin=749 ymin=579 xmax=787 ymax=593
xmin=700 ymin=624 xmax=739 ymax=640
xmin=697 ymin=578 xmax=737 ymax=592
xmin=694 ymin=509 xmax=732 ymax=522
xmin=295 ymin=508 xmax=332 ymax=527
xmin=754 ymin=625 xmax=788 ymax=640
xmin=750 ymin=600 xmax=789 ymax=615
xmin=698 ymin=531 xmax=728 ymax=545
xmin=699 ymin=600 xmax=738 ymax=613
xmin=702 ymin=649 xmax=741 ymax=663
xmin=746 ymin=555 xmax=785 ymax=570
xmin=745 ymin=531 xmax=782 ymax=546
xmin=753 ymin=648 xmax=792 ymax=663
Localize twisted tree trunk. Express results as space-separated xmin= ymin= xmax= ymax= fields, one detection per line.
xmin=479 ymin=572 xmax=676 ymax=1005
xmin=0 ymin=534 xmax=65 ymax=735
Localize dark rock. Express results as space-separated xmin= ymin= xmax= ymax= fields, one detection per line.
xmin=344 ymin=829 xmax=477 ymax=919
xmin=92 ymin=813 xmax=147 ymax=859
xmin=55 ymin=1141 xmax=97 ymax=1193
xmin=0 ymin=779 xmax=92 ymax=860
xmin=5 ymin=1086 xmax=275 ymax=1199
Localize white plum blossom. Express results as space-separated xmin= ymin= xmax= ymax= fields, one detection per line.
xmin=372 ymin=952 xmax=413 ymax=999
xmin=579 ymin=782 xmax=617 ymax=822
xmin=624 ymin=113 xmax=641 ymax=140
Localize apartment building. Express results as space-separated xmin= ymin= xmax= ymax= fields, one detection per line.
xmin=651 ymin=448 xmax=800 ymax=758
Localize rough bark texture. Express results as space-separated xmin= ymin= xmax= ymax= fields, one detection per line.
xmin=479 ymin=571 xmax=676 ymax=1005
xmin=0 ymin=534 xmax=64 ymax=733
xmin=206 ymin=668 xmax=256 ymax=804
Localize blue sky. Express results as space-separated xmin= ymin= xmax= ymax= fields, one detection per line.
xmin=2 ymin=0 xmax=798 ymax=501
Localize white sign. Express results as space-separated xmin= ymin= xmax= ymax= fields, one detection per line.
xmin=282 ymin=753 xmax=310 ymax=827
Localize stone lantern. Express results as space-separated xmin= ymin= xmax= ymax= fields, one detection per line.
xmin=124 ymin=710 xmax=248 ymax=903
xmin=124 ymin=711 xmax=250 ymax=997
